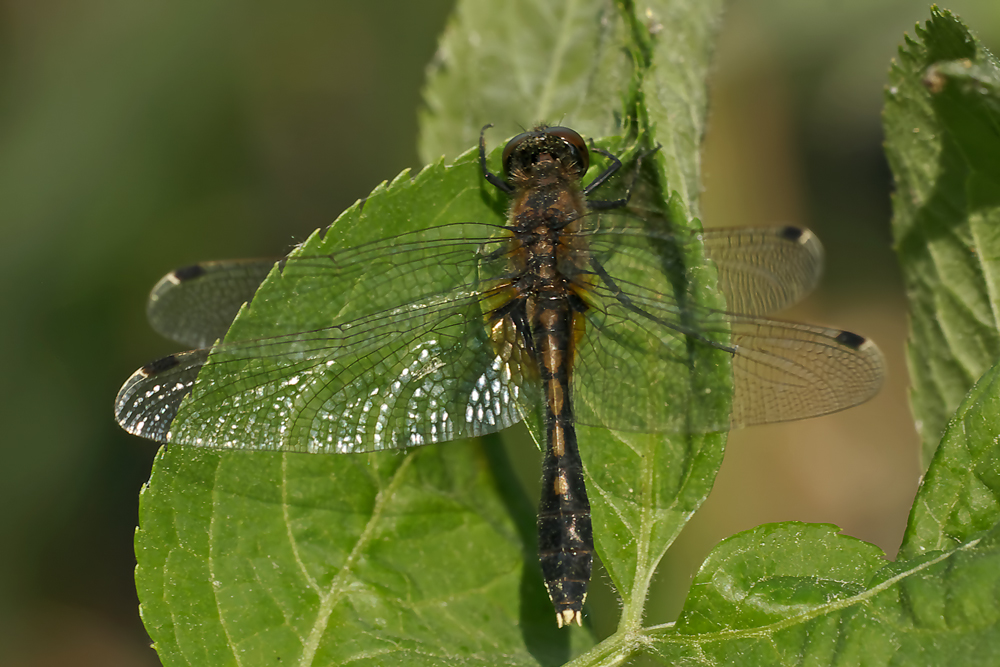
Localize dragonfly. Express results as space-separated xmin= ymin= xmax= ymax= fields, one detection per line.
xmin=115 ymin=125 xmax=885 ymax=628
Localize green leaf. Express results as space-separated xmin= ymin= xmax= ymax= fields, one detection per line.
xmin=136 ymin=0 xmax=729 ymax=664
xmin=418 ymin=0 xmax=634 ymax=163
xmin=132 ymin=2 xmax=1000 ymax=666
xmin=420 ymin=0 xmax=722 ymax=217
xmin=418 ymin=0 xmax=729 ymax=637
xmin=628 ymin=11 xmax=1000 ymax=664
xmin=900 ymin=360 xmax=1000 ymax=559
xmin=884 ymin=7 xmax=1000 ymax=465
xmin=647 ymin=339 xmax=1000 ymax=665
xmin=649 ymin=518 xmax=1000 ymax=665
xmin=138 ymin=439 xmax=587 ymax=665
xmin=139 ymin=151 xmax=595 ymax=664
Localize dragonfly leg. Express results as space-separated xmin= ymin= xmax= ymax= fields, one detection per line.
xmin=586 ymin=143 xmax=662 ymax=210
xmin=479 ymin=124 xmax=515 ymax=194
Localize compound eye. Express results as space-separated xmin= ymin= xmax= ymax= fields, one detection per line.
xmin=501 ymin=131 xmax=535 ymax=175
xmin=545 ymin=126 xmax=589 ymax=173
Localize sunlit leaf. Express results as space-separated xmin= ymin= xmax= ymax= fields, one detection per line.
xmin=135 ymin=1 xmax=727 ymax=665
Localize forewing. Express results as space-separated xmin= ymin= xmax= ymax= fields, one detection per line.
xmin=116 ymin=223 xmax=536 ymax=453
xmin=701 ymin=226 xmax=823 ymax=315
xmin=585 ymin=211 xmax=825 ymax=315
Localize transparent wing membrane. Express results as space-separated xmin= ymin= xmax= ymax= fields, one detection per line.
xmin=573 ymin=281 xmax=883 ymax=432
xmin=116 ymin=211 xmax=881 ymax=453
xmin=147 ymin=258 xmax=276 ymax=347
xmin=119 ymin=293 xmax=534 ymax=453
xmin=585 ymin=211 xmax=824 ymax=315
xmin=702 ymin=226 xmax=823 ymax=316
xmin=570 ymin=216 xmax=878 ymax=433
xmin=726 ymin=318 xmax=883 ymax=428
xmin=145 ymin=222 xmax=824 ymax=348
xmin=117 ymin=223 xmax=536 ymax=453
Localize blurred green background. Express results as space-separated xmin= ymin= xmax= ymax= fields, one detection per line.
xmin=1 ymin=1 xmax=997 ymax=664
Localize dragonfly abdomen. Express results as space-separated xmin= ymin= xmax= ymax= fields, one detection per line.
xmin=533 ymin=300 xmax=592 ymax=629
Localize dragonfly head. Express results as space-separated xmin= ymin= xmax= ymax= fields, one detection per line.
xmin=502 ymin=125 xmax=589 ymax=183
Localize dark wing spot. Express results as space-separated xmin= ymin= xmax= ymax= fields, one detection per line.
xmin=143 ymin=354 xmax=181 ymax=375
xmin=778 ymin=226 xmax=805 ymax=242
xmin=834 ymin=330 xmax=866 ymax=349
xmin=172 ymin=264 xmax=206 ymax=282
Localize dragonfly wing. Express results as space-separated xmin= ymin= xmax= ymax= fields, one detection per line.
xmin=147 ymin=258 xmax=277 ymax=347
xmin=147 ymin=220 xmax=820 ymax=348
xmin=116 ymin=223 xmax=537 ymax=453
xmin=586 ymin=214 xmax=824 ymax=315
xmin=573 ymin=224 xmax=883 ymax=433
xmin=701 ymin=226 xmax=823 ymax=315
xmin=725 ymin=315 xmax=884 ymax=428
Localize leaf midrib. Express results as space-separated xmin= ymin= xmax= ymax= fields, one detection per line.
xmin=292 ymin=453 xmax=418 ymax=667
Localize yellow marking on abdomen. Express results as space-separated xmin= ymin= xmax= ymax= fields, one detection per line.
xmin=548 ymin=378 xmax=564 ymax=416
xmin=552 ymin=423 xmax=566 ymax=457
xmin=554 ymin=471 xmax=569 ymax=496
